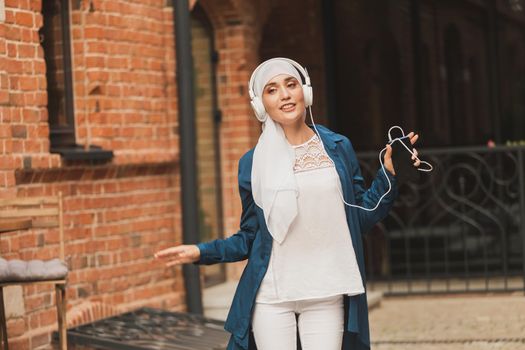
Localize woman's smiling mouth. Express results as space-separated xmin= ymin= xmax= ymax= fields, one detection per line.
xmin=280 ymin=103 xmax=296 ymax=112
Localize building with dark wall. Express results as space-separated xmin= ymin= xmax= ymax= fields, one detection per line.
xmin=1 ymin=1 xmax=184 ymax=348
xmin=327 ymin=0 xmax=525 ymax=149
xmin=250 ymin=0 xmax=525 ymax=149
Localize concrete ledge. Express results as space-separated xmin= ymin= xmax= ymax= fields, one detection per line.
xmin=203 ymin=281 xmax=238 ymax=321
xmin=367 ymin=290 xmax=383 ymax=310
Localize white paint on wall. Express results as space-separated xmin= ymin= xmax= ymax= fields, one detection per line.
xmin=5 ymin=286 xmax=26 ymax=318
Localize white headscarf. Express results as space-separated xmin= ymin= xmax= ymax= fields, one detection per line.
xmin=250 ymin=60 xmax=303 ymax=244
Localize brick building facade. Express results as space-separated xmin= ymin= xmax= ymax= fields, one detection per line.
xmin=1 ymin=0 xmax=524 ymax=348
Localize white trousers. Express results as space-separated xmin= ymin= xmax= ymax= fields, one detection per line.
xmin=251 ymin=295 xmax=344 ymax=350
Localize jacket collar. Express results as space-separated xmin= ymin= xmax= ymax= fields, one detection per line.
xmin=308 ymin=124 xmax=344 ymax=150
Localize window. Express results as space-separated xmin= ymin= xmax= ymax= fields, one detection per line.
xmin=40 ymin=0 xmax=113 ymax=161
xmin=509 ymin=0 xmax=523 ymax=12
xmin=40 ymin=0 xmax=76 ymax=148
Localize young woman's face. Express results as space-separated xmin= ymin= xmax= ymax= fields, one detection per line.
xmin=261 ymin=74 xmax=306 ymax=126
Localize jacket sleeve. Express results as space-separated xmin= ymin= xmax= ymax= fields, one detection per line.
xmin=342 ymin=137 xmax=398 ymax=233
xmin=195 ymin=153 xmax=259 ymax=265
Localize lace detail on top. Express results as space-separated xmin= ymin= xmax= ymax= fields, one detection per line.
xmin=292 ymin=134 xmax=334 ymax=173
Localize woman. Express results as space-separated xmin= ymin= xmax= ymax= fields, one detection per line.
xmin=155 ymin=58 xmax=421 ymax=350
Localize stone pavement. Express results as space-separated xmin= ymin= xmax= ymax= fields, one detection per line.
xmin=44 ymin=285 xmax=525 ymax=350
xmin=369 ymin=293 xmax=525 ymax=350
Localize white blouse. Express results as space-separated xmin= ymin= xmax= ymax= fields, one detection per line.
xmin=255 ymin=134 xmax=365 ymax=303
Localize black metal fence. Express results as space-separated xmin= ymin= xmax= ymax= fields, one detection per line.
xmin=359 ymin=145 xmax=525 ymax=295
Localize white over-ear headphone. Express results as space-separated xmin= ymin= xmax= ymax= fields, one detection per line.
xmin=248 ymin=57 xmax=313 ymax=122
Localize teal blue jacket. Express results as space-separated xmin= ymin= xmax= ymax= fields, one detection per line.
xmin=196 ymin=125 xmax=398 ymax=350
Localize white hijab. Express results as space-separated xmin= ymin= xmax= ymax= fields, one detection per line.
xmin=250 ymin=61 xmax=303 ymax=244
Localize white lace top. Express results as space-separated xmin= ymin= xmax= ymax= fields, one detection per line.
xmin=256 ymin=134 xmax=365 ymax=303
xmin=293 ymin=135 xmax=333 ymax=173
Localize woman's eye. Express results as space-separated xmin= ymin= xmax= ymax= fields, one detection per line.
xmin=267 ymin=88 xmax=277 ymax=94
xmin=288 ymin=82 xmax=297 ymax=88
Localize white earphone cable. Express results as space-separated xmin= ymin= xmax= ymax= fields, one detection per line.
xmin=308 ymin=107 xmax=432 ymax=211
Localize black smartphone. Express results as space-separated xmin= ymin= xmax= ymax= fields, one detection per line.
xmin=390 ymin=136 xmax=420 ymax=184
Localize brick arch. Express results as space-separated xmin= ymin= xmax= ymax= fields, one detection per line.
xmin=188 ymin=0 xmax=275 ymax=280
xmin=67 ymin=301 xmax=122 ymax=327
xmin=195 ymin=0 xmax=278 ymax=49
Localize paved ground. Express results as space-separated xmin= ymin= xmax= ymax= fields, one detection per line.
xmin=369 ymin=293 xmax=525 ymax=350
xmin=43 ymin=285 xmax=525 ymax=350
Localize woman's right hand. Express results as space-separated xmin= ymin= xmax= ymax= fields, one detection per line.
xmin=154 ymin=244 xmax=200 ymax=267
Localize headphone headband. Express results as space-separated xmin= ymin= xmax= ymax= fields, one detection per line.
xmin=248 ymin=57 xmax=310 ymax=98
xmin=248 ymin=57 xmax=313 ymax=122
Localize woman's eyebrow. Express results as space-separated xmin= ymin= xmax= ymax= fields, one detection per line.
xmin=263 ymin=82 xmax=279 ymax=91
xmin=264 ymin=77 xmax=298 ymax=90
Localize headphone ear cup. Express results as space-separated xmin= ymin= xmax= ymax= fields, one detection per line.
xmin=303 ymin=84 xmax=313 ymax=107
xmin=250 ymin=96 xmax=267 ymax=122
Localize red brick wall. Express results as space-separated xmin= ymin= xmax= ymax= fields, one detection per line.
xmin=4 ymin=165 xmax=185 ymax=348
xmin=1 ymin=0 xmax=60 ymax=189
xmin=1 ymin=0 xmax=179 ymax=171
xmin=1 ymin=0 xmax=183 ymax=348
xmin=70 ymin=0 xmax=178 ymax=164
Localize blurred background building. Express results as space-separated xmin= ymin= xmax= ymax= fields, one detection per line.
xmin=0 ymin=0 xmax=524 ymax=348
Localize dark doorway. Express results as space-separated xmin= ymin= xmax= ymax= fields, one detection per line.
xmin=444 ymin=24 xmax=467 ymax=145
xmin=331 ymin=0 xmax=405 ymax=150
xmin=191 ymin=4 xmax=226 ymax=287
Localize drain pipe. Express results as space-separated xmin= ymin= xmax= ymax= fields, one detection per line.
xmin=172 ymin=0 xmax=203 ymax=315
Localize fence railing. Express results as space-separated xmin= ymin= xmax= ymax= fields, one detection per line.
xmin=358 ymin=145 xmax=525 ymax=295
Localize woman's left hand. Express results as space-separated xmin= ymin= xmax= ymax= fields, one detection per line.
xmin=384 ymin=132 xmax=421 ymax=176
